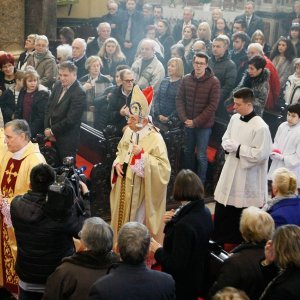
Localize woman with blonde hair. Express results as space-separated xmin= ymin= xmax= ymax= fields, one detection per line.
xmin=264 ymin=168 xmax=300 ymax=228
xmin=15 ymin=67 xmax=49 ymax=138
xmin=259 ymin=225 xmax=300 ymax=300
xmin=98 ymin=37 xmax=126 ymax=82
xmin=154 ymin=57 xmax=183 ymax=127
xmin=210 ymin=206 xmax=275 ymax=300
xmin=251 ymin=30 xmax=271 ymax=58
xmin=197 ymin=22 xmax=212 ymax=56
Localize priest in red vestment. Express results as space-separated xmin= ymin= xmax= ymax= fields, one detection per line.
xmin=0 ymin=119 xmax=45 ymax=294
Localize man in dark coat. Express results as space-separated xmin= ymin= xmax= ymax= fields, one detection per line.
xmin=44 ymin=61 xmax=86 ymax=166
xmin=176 ymin=52 xmax=220 ymax=184
xmin=89 ymin=222 xmax=175 ymax=300
xmin=86 ymin=22 xmax=111 ymax=57
xmin=209 ymin=35 xmax=237 ymax=120
xmin=99 ymin=1 xmax=120 ymax=38
xmin=10 ymin=163 xmax=90 ymax=299
xmin=234 ymin=1 xmax=264 ymax=39
xmin=71 ymin=38 xmax=88 ymax=79
xmin=230 ymin=31 xmax=250 ymax=86
xmin=172 ymin=6 xmax=198 ymax=43
xmin=115 ymin=0 xmax=144 ymax=65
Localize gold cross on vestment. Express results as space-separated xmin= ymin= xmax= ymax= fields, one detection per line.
xmin=5 ymin=162 xmax=18 ymax=184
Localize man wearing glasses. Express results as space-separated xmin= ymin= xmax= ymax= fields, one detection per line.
xmin=107 ymin=69 xmax=135 ymax=134
xmin=176 ymin=52 xmax=220 ymax=185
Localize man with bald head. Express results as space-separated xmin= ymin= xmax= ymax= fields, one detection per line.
xmin=247 ymin=43 xmax=280 ymax=110
xmin=131 ymin=39 xmax=165 ymax=94
xmin=71 ymin=38 xmax=87 ymax=79
xmin=86 ymin=22 xmax=111 ymax=57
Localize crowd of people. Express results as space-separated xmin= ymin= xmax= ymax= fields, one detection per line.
xmin=0 ymin=0 xmax=300 ymax=299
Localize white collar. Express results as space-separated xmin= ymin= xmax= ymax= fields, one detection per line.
xmin=12 ymin=142 xmax=30 ymax=160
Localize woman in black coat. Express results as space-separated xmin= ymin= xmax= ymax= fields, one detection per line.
xmin=209 ymin=207 xmax=275 ymax=300
xmin=15 ymin=68 xmax=49 ymax=138
xmin=150 ymin=169 xmax=213 ymax=300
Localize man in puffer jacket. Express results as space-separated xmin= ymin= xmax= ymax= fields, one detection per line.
xmin=176 ymin=52 xmax=220 ymax=184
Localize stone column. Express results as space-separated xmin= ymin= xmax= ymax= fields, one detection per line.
xmin=25 ymin=0 xmax=57 ymax=40
xmin=0 ymin=0 xmax=25 ymax=53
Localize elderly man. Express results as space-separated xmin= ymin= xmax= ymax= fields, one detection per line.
xmin=213 ymin=87 xmax=272 ymax=246
xmin=247 ymin=42 xmax=280 ymax=111
xmin=71 ymin=38 xmax=88 ymax=79
xmin=99 ymin=1 xmax=119 ymax=37
xmin=90 ymin=222 xmax=175 ymax=300
xmin=131 ymin=39 xmax=165 ymax=94
xmin=172 ymin=6 xmax=198 ymax=42
xmin=0 ymin=119 xmax=46 ymax=294
xmin=86 ymin=22 xmax=111 ymax=57
xmin=44 ymin=61 xmax=86 ymax=166
xmin=109 ymin=85 xmax=170 ymax=243
xmin=234 ymin=1 xmax=264 ymax=38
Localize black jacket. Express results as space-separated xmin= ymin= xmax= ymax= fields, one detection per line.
xmin=234 ymin=13 xmax=264 ymax=39
xmin=0 ymin=89 xmax=16 ymax=124
xmin=172 ymin=19 xmax=199 ymax=43
xmin=44 ymin=80 xmax=86 ymax=163
xmin=90 ymin=262 xmax=176 ymax=300
xmin=260 ymin=266 xmax=300 ymax=300
xmin=72 ymin=56 xmax=88 ymax=80
xmin=155 ymin=200 xmax=213 ymax=300
xmin=209 ymin=242 xmax=267 ymax=300
xmin=16 ymin=86 xmax=49 ymax=138
xmin=11 ymin=190 xmax=90 ymax=284
xmin=107 ymin=85 xmax=132 ymax=134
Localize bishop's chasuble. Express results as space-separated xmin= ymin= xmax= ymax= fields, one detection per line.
xmin=110 ymin=124 xmax=171 ymax=244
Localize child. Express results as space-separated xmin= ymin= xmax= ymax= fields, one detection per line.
xmin=0 ymin=70 xmax=25 ymax=124
xmin=268 ymin=103 xmax=300 ymax=189
xmin=284 ymin=58 xmax=300 ymax=105
xmin=15 ymin=67 xmax=49 ymax=138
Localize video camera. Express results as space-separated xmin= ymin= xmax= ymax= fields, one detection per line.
xmin=46 ymin=157 xmax=89 ymax=221
xmin=49 ymin=156 xmax=87 ymax=199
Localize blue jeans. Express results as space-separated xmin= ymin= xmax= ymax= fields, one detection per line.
xmin=183 ymin=127 xmax=211 ymax=184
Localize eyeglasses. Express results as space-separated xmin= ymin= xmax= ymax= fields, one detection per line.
xmin=123 ymin=79 xmax=134 ymax=83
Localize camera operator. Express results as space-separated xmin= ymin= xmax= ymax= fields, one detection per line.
xmin=10 ymin=163 xmax=90 ymax=300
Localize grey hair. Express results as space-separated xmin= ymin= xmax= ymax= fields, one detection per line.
xmin=97 ymin=22 xmax=111 ymax=31
xmin=80 ymin=217 xmax=113 ymax=253
xmin=118 ymin=222 xmax=150 ymax=264
xmin=248 ymin=43 xmax=264 ymax=54
xmin=56 ymin=44 xmax=72 ymax=62
xmin=5 ymin=119 xmax=31 ymax=140
xmin=72 ymin=38 xmax=87 ymax=51
xmin=35 ymin=35 xmax=49 ymax=46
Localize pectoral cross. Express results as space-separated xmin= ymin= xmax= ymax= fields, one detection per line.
xmin=5 ymin=162 xmax=18 ymax=184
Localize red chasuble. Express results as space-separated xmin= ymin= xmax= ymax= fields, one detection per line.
xmin=0 ymin=158 xmax=25 ymax=293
